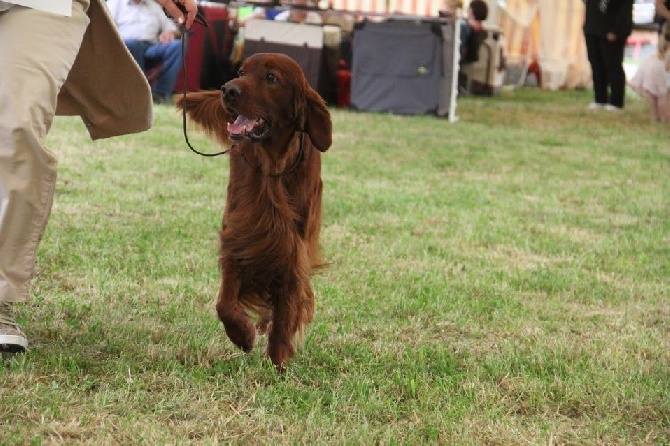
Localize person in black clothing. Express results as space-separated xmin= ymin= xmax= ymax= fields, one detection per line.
xmin=460 ymin=0 xmax=489 ymax=63
xmin=656 ymin=0 xmax=670 ymax=33
xmin=583 ymin=0 xmax=634 ymax=110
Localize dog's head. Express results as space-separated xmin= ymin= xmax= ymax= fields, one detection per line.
xmin=221 ymin=53 xmax=332 ymax=152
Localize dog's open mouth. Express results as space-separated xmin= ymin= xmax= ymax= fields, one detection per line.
xmin=227 ymin=115 xmax=270 ymax=141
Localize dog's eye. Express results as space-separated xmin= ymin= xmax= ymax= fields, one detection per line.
xmin=266 ymin=72 xmax=278 ymax=83
xmin=237 ymin=69 xmax=245 ymax=77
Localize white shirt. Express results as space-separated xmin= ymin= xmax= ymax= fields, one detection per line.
xmin=0 ymin=0 xmax=72 ymax=16
xmin=106 ymin=0 xmax=177 ymax=42
xmin=274 ymin=9 xmax=322 ymax=24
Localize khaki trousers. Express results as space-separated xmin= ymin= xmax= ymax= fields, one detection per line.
xmin=0 ymin=1 xmax=90 ymax=302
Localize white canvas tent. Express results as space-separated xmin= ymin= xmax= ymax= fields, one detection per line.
xmin=490 ymin=0 xmax=591 ymax=90
xmin=327 ymin=0 xmax=592 ymax=90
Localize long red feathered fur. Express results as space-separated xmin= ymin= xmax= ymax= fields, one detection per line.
xmin=176 ymin=53 xmax=332 ymax=370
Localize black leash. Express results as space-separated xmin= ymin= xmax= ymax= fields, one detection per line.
xmin=179 ymin=31 xmax=229 ymax=157
xmin=164 ymin=7 xmax=228 ymax=157
xmin=267 ymin=131 xmax=305 ymax=178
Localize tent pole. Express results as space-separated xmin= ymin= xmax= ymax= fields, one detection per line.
xmin=449 ymin=16 xmax=461 ymax=123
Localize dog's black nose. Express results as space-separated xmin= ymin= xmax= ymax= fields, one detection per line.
xmin=221 ymin=82 xmax=240 ymax=102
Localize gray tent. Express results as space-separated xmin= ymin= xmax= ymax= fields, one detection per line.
xmin=350 ymin=18 xmax=459 ymax=119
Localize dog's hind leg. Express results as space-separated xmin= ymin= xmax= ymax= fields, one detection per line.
xmin=267 ymin=299 xmax=297 ymax=371
xmin=216 ymin=270 xmax=256 ymax=353
xmin=267 ymin=277 xmax=313 ymax=370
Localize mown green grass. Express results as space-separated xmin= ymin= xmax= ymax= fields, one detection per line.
xmin=1 ymin=88 xmax=668 ymax=445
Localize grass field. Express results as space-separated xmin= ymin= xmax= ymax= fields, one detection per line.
xmin=1 ymin=88 xmax=668 ymax=445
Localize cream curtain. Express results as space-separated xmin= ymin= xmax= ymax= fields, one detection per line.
xmin=497 ymin=0 xmax=592 ymax=89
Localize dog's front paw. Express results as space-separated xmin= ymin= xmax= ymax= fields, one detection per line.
xmin=222 ymin=318 xmax=256 ymax=353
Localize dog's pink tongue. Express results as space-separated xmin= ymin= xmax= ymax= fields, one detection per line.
xmin=227 ymin=115 xmax=257 ymax=135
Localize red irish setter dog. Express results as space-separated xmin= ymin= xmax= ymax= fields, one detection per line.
xmin=176 ymin=53 xmax=332 ymax=370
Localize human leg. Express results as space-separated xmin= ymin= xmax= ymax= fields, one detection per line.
xmin=602 ymin=37 xmax=627 ymax=108
xmin=585 ymin=33 xmax=609 ymax=105
xmin=146 ymin=40 xmax=183 ymax=101
xmin=658 ymin=92 xmax=670 ymax=122
xmin=648 ymin=95 xmax=661 ymax=122
xmin=123 ymin=39 xmax=152 ymax=70
xmin=0 ymin=2 xmax=90 ymax=350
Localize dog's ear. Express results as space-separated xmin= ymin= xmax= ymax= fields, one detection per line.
xmin=175 ymin=91 xmax=231 ymax=145
xmin=302 ymin=86 xmax=332 ymax=152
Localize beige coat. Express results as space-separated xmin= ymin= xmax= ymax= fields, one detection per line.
xmin=56 ymin=0 xmax=153 ymax=140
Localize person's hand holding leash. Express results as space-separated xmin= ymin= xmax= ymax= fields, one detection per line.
xmin=155 ymin=0 xmax=198 ymax=29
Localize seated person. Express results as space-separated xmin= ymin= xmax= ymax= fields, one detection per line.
xmin=234 ymin=5 xmax=267 ymax=26
xmin=274 ymin=0 xmax=322 ymax=24
xmin=107 ymin=0 xmax=184 ymax=104
xmin=459 ymin=0 xmax=488 ymax=64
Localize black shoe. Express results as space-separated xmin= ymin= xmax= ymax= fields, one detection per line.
xmin=152 ymin=93 xmax=173 ymax=105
